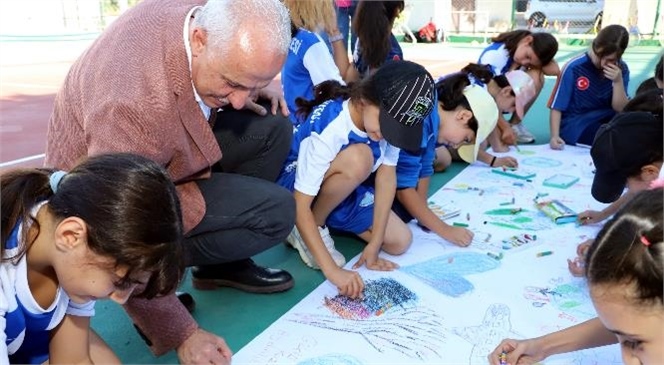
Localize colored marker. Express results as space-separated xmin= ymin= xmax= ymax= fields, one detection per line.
xmin=537 ymin=251 xmax=553 ymax=257
xmin=453 ymin=222 xmax=469 ymax=227
xmin=499 ymin=352 xmax=508 ymax=365
xmin=487 ymin=252 xmax=503 ymax=260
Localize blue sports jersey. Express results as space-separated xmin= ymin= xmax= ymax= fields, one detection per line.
xmin=277 ymin=98 xmax=400 ymax=196
xmin=477 ymin=42 xmax=514 ymax=79
xmin=1 ymin=203 xmax=95 ymax=364
xmin=549 ymin=52 xmax=629 ymax=144
xmin=352 ymin=34 xmax=403 ymax=78
xmin=396 ymin=90 xmax=440 ymax=189
xmin=282 ymin=29 xmax=344 ymax=125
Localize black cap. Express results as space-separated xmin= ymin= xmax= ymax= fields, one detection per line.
xmin=371 ymin=60 xmax=435 ymax=153
xmin=590 ymin=111 xmax=663 ymax=203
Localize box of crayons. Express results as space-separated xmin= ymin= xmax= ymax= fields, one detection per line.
xmin=535 ymin=199 xmax=578 ymax=224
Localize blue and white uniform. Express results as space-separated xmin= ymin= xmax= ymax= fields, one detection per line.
xmin=477 ymin=42 xmax=516 ymax=80
xmin=282 ymin=29 xmax=344 ymax=125
xmin=548 ymin=52 xmax=629 ymax=145
xmin=352 ymin=34 xmax=403 ymax=78
xmin=393 ymin=94 xmax=441 ymax=222
xmin=277 ymin=99 xmax=400 ymax=234
xmin=0 ymin=203 xmax=95 ymax=365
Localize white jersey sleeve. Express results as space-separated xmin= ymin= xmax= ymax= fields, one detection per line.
xmin=302 ymin=38 xmax=345 ymax=87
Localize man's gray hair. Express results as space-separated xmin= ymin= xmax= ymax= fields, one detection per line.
xmin=194 ymin=0 xmax=291 ymax=57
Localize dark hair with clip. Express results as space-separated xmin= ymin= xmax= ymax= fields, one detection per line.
xmin=295 ymin=79 xmax=378 ymax=120
xmin=435 ymin=73 xmax=479 ymax=134
xmin=491 ymin=30 xmax=558 ymax=66
xmin=586 ymin=188 xmax=663 ymax=305
xmin=1 ymin=153 xmax=184 ymax=299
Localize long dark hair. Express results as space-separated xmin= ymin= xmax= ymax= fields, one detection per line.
xmin=295 ymin=79 xmax=379 ymax=120
xmin=491 ymin=30 xmax=558 ymax=66
xmin=586 ymin=188 xmax=663 ymax=306
xmin=0 ymin=153 xmax=184 ymax=299
xmin=352 ymin=0 xmax=404 ymax=69
xmin=592 ymin=24 xmax=629 ymax=59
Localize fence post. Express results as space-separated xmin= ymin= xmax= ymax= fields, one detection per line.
xmin=511 ymin=0 xmax=516 ymax=30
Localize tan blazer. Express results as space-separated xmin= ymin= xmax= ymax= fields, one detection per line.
xmin=45 ymin=0 xmax=217 ymax=355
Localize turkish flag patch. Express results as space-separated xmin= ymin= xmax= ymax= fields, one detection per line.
xmin=576 ymin=76 xmax=589 ymax=91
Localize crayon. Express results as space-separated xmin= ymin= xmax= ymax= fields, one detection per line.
xmin=499 ymin=352 xmax=508 ymax=365
xmin=537 ymin=251 xmax=553 ymax=257
xmin=513 ymin=182 xmax=524 ymax=187
xmin=499 ymin=201 xmax=513 ymax=206
xmin=484 ymin=233 xmax=492 ymax=243
xmin=514 ymin=144 xmax=521 ymax=152
xmin=487 ymin=252 xmax=503 ymax=260
xmin=453 ymin=222 xmax=469 ymax=227
xmin=510 ymin=208 xmax=522 ymax=214
xmin=466 ymin=212 xmax=471 ymax=221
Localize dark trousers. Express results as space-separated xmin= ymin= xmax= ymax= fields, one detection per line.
xmin=183 ymin=106 xmax=295 ymax=266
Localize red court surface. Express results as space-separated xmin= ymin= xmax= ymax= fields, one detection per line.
xmin=0 ymin=39 xmax=473 ymax=172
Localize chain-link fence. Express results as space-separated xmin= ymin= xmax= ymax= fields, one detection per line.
xmin=400 ymin=0 xmax=662 ymax=45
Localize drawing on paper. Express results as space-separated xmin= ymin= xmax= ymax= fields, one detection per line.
xmin=453 ymin=303 xmax=519 ymax=365
xmin=288 ymin=307 xmax=446 ymax=360
xmin=484 ymin=207 xmax=556 ymax=231
xmin=323 ymin=278 xmax=417 ymax=319
xmin=520 ymin=156 xmax=563 ymax=168
xmin=401 ymin=252 xmax=499 ymax=297
xmin=523 ymin=277 xmax=596 ymax=322
xmin=297 ymin=353 xmax=364 ymax=365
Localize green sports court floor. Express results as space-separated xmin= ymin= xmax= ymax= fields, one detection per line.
xmin=91 ymin=44 xmax=662 ymax=363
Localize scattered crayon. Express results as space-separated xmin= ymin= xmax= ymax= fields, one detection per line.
xmin=484 ymin=233 xmax=492 ymax=243
xmin=510 ymin=208 xmax=522 ymax=214
xmin=453 ymin=222 xmax=469 ymax=227
xmin=513 ymin=182 xmax=524 ymax=187
xmin=537 ymin=251 xmax=553 ymax=257
xmin=466 ymin=212 xmax=471 ymax=221
xmin=487 ymin=252 xmax=503 ymax=260
xmin=536 ymin=192 xmax=549 ymax=199
xmin=499 ymin=201 xmax=513 ymax=206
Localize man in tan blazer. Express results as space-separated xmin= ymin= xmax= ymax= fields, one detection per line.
xmin=45 ymin=0 xmax=295 ymax=363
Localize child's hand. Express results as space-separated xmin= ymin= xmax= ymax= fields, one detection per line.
xmin=493 ymin=156 xmax=519 ymax=168
xmin=353 ymin=245 xmax=399 ymax=271
xmin=577 ymin=210 xmax=605 ymax=225
xmin=549 ymin=136 xmax=565 ymax=150
xmin=603 ymin=63 xmax=623 ymax=83
xmin=441 ymin=226 xmax=473 ymax=247
xmin=328 ymin=267 xmax=364 ymax=299
xmin=567 ymin=257 xmax=586 ymax=277
xmin=488 ymin=338 xmax=545 ymax=365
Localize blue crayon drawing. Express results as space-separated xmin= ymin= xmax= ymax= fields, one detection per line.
xmin=323 ymin=278 xmax=417 ymax=319
xmin=520 ymin=156 xmax=563 ymax=168
xmin=401 ymin=252 xmax=500 ymax=297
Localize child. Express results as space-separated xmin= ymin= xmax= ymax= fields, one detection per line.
xmin=478 ymin=29 xmax=559 ymax=146
xmin=549 ymin=24 xmax=630 ymax=149
xmin=489 ymin=187 xmax=663 ymax=365
xmin=277 ymin=60 xmax=434 ymax=299
xmin=576 ymin=91 xmax=663 ymax=222
xmin=634 ymin=55 xmax=663 ymax=95
xmin=0 ymin=153 xmax=184 ymax=364
xmin=393 ymin=73 xmax=499 ymax=246
xmin=434 ymin=64 xmax=537 ymax=171
xmin=350 ymin=1 xmax=405 ymax=80
xmin=282 ymin=0 xmax=348 ymax=124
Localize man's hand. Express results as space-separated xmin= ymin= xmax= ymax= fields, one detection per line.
xmin=244 ymin=87 xmax=289 ymax=117
xmin=177 ymin=328 xmax=232 ymax=365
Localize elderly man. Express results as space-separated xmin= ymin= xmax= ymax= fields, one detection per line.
xmin=45 ymin=0 xmax=295 ymax=363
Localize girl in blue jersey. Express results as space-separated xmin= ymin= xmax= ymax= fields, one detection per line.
xmin=548 ymin=24 xmax=630 ymax=149
xmin=478 ymin=29 xmax=559 ymax=148
xmin=277 ymin=60 xmax=434 ymax=299
xmin=393 ymin=72 xmax=499 ymax=246
xmin=349 ymin=1 xmax=405 ymax=81
xmin=0 ymin=153 xmax=183 ymax=364
xmin=282 ymin=0 xmax=353 ymax=125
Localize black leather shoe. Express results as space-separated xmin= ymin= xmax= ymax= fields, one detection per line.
xmin=191 ymin=259 xmax=294 ymax=293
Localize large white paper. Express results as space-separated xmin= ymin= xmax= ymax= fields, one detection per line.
xmin=234 ymin=145 xmax=623 ymax=365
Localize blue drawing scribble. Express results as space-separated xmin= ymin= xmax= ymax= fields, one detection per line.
xmin=401 ymin=252 xmax=500 ymax=297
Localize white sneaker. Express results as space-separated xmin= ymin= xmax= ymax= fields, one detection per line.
xmin=512 ymin=123 xmax=535 ymax=144
xmin=286 ymin=226 xmax=346 ymax=269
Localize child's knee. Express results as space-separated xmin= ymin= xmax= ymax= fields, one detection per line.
xmin=383 ymin=226 xmax=413 ymax=255
xmin=334 ymin=144 xmax=374 ymax=181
